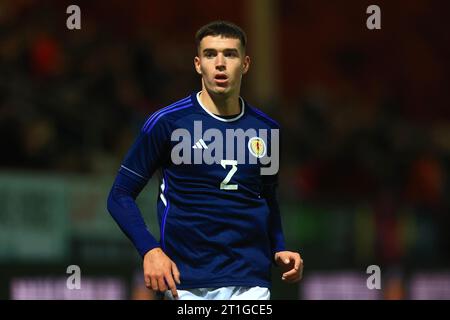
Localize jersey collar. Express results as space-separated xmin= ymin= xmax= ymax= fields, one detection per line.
xmin=195 ymin=91 xmax=245 ymax=122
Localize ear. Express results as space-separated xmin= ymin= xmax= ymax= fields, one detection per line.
xmin=194 ymin=56 xmax=202 ymax=75
xmin=242 ymin=55 xmax=251 ymax=75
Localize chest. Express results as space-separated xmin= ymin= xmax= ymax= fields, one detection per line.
xmin=167 ymin=120 xmax=274 ymax=190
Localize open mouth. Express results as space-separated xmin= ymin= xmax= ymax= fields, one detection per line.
xmin=215 ymin=74 xmax=228 ymax=80
xmin=214 ymin=74 xmax=229 ymax=85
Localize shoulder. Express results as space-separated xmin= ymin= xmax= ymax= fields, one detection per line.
xmin=245 ymin=102 xmax=281 ymax=130
xmin=141 ymin=95 xmax=194 ymax=134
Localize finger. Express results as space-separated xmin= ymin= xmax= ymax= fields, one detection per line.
xmin=293 ymin=273 xmax=302 ymax=281
xmin=282 ymin=268 xmax=299 ymax=279
xmin=150 ymin=276 xmax=159 ymax=291
xmin=157 ymin=276 xmax=168 ymax=292
xmin=296 ymin=262 xmax=304 ymax=281
xmin=282 ymin=274 xmax=299 ymax=283
xmin=164 ymin=273 xmax=179 ymax=299
xmin=283 ymin=272 xmax=301 ymax=282
xmin=275 ymin=253 xmax=288 ymax=263
xmin=144 ymin=274 xmax=151 ymax=289
xmin=171 ymin=262 xmax=181 ymax=285
xmin=294 ymin=256 xmax=302 ymax=271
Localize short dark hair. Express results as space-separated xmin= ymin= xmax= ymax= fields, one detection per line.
xmin=195 ymin=20 xmax=247 ymax=51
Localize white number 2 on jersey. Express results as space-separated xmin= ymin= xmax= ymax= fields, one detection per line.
xmin=220 ymin=160 xmax=238 ymax=190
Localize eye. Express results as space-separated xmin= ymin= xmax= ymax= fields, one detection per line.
xmin=225 ymin=51 xmax=238 ymax=58
xmin=204 ymin=52 xmax=215 ymax=58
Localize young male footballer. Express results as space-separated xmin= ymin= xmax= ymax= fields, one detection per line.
xmin=107 ymin=20 xmax=303 ymax=300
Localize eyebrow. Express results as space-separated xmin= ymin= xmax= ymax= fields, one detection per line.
xmin=202 ymin=48 xmax=240 ymax=55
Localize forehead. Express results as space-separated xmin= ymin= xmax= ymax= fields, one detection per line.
xmin=199 ymin=35 xmax=242 ymax=51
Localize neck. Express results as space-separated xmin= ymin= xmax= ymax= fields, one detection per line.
xmin=199 ymin=88 xmax=241 ymax=116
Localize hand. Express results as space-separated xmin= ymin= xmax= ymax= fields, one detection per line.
xmin=274 ymin=251 xmax=303 ymax=283
xmin=143 ymin=247 xmax=181 ymax=299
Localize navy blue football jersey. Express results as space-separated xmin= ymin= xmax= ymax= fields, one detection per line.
xmin=109 ymin=91 xmax=286 ymax=289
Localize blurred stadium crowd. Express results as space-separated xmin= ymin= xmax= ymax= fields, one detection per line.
xmin=1 ymin=0 xmax=449 ymax=299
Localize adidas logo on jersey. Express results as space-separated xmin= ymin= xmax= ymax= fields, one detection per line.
xmin=192 ymin=139 xmax=209 ymax=149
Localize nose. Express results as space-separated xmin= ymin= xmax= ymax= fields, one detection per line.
xmin=215 ymin=53 xmax=225 ymax=71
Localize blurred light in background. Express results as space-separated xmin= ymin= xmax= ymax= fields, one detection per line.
xmin=302 ymin=272 xmax=381 ymax=300
xmin=410 ymin=273 xmax=450 ymax=300
xmin=10 ymin=277 xmax=126 ymax=300
xmin=302 ymin=271 xmax=450 ymax=300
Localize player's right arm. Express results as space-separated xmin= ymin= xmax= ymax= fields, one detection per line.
xmin=106 ymin=115 xmax=180 ymax=298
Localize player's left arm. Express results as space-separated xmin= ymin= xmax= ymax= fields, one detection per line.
xmin=262 ymin=125 xmax=303 ymax=283
xmin=263 ymin=182 xmax=304 ymax=283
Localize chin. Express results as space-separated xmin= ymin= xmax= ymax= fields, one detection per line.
xmin=214 ymin=85 xmax=232 ymax=94
xmin=215 ymin=88 xmax=228 ymax=94
xmin=205 ymin=83 xmax=234 ymax=97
